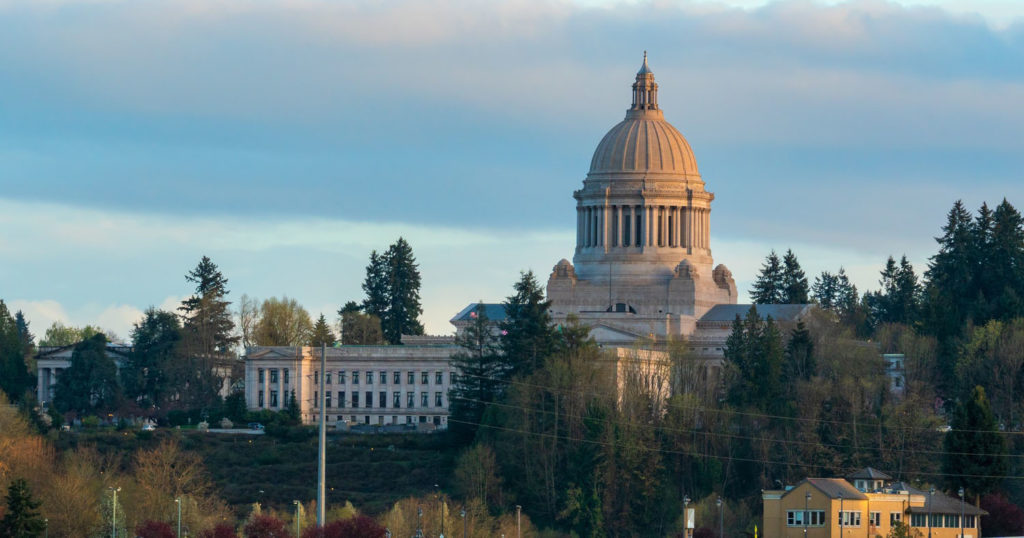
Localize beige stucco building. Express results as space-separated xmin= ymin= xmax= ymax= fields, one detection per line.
xmin=763 ymin=468 xmax=986 ymax=538
xmin=547 ymin=53 xmax=739 ymax=346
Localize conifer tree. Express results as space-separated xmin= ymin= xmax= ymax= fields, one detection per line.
xmin=54 ymin=333 xmax=121 ymax=414
xmin=179 ymin=256 xmax=238 ymax=355
xmin=924 ymin=201 xmax=976 ymax=334
xmin=0 ymin=301 xmax=31 ymax=402
xmin=987 ymin=199 xmax=1024 ymax=320
xmin=866 ymin=256 xmax=920 ymax=327
xmin=382 ymin=237 xmax=424 ymax=343
xmin=0 ymin=478 xmax=46 ymax=538
xmin=781 ymin=249 xmax=810 ymax=304
xmin=785 ymin=321 xmax=815 ymax=382
xmin=125 ymin=308 xmax=183 ymax=409
xmin=448 ymin=304 xmax=504 ymax=442
xmin=500 ymin=271 xmax=558 ymax=378
xmin=812 ymin=271 xmax=839 ymax=310
xmin=13 ymin=311 xmax=33 ymax=360
xmin=309 ymin=314 xmax=337 ymax=347
xmin=361 ymin=251 xmax=389 ymax=321
xmin=942 ymin=386 xmax=1007 ymax=500
xmin=750 ymin=251 xmax=785 ymax=304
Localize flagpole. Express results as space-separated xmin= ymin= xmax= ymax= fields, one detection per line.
xmin=317 ymin=343 xmax=327 ymax=527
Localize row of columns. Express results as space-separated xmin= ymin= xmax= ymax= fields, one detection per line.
xmin=577 ymin=204 xmax=710 ymax=250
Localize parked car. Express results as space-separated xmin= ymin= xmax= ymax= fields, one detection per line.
xmin=141 ymin=423 xmax=156 ymax=432
xmin=247 ymin=422 xmax=264 ymax=431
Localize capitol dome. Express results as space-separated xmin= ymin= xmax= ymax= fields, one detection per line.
xmin=587 ymin=53 xmax=700 ymax=179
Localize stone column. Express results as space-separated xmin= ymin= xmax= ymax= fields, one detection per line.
xmin=647 ymin=206 xmax=654 ymax=246
xmin=598 ymin=205 xmax=605 ymax=248
xmin=661 ymin=206 xmax=668 ymax=247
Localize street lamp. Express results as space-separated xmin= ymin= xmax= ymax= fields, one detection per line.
xmin=175 ymin=498 xmax=182 ymax=538
xmin=928 ymin=487 xmax=935 ymax=538
xmin=43 ymin=518 xmax=48 ymax=538
xmin=959 ymin=487 xmax=965 ymax=538
xmin=839 ymin=493 xmax=844 ymax=537
xmin=717 ymin=497 xmax=723 ymax=538
xmin=108 ymin=486 xmax=121 ymax=538
xmin=805 ymin=492 xmax=811 ymax=538
xmin=437 ymin=485 xmax=444 ymax=538
xmin=516 ymin=505 xmax=522 ymax=538
xmin=293 ymin=500 xmax=302 ymax=538
xmin=416 ymin=507 xmax=424 ymax=538
xmin=461 ymin=508 xmax=467 ymax=538
xmin=684 ymin=496 xmax=691 ymax=538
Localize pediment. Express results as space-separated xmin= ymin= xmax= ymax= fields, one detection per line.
xmin=587 ymin=323 xmax=645 ymax=345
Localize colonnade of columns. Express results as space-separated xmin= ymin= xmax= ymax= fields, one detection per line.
xmin=577 ymin=203 xmax=710 ymax=250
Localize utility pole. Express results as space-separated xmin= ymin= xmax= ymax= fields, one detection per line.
xmin=516 ymin=505 xmax=522 ymax=538
xmin=717 ymin=497 xmax=723 ymax=538
xmin=317 ymin=343 xmax=327 ymax=528
xmin=804 ymin=492 xmax=810 ymax=538
xmin=109 ymin=487 xmax=121 ymax=538
xmin=175 ymin=497 xmax=181 ymax=538
xmin=928 ymin=487 xmax=935 ymax=538
xmin=959 ymin=487 xmax=965 ymax=538
xmin=461 ymin=508 xmax=467 ymax=538
xmin=294 ymin=500 xmax=302 ymax=538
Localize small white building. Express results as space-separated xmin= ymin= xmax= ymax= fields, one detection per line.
xmin=35 ymin=343 xmax=132 ymax=406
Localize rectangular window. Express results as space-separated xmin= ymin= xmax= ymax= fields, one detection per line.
xmin=380 ymin=391 xmax=387 ymax=409
xmin=869 ymin=512 xmax=881 ymax=527
xmin=325 ymin=392 xmax=332 ymax=408
xmin=270 ymin=390 xmax=278 ymax=407
xmin=945 ymin=515 xmax=958 ymax=528
xmin=421 ymin=392 xmax=429 ymax=407
xmin=786 ymin=511 xmax=824 ymax=527
xmin=450 ymin=372 xmax=456 ymax=385
xmin=339 ymin=371 xmax=346 ymax=384
xmin=365 ymin=391 xmax=373 ymax=408
xmin=380 ymin=371 xmax=387 ymax=385
xmin=325 ymin=372 xmax=332 ymax=385
xmin=393 ymin=392 xmax=401 ymax=408
xmin=314 ymin=371 xmax=319 ymax=385
xmin=911 ymin=514 xmax=927 ymax=528
xmin=270 ymin=369 xmax=278 ymax=383
xmin=407 ymin=392 xmax=414 ymax=408
xmin=352 ymin=392 xmax=359 ymax=408
xmin=258 ymin=390 xmax=264 ymax=407
xmin=367 ymin=371 xmax=374 ymax=384
xmin=435 ymin=392 xmax=443 ymax=407
xmin=965 ymin=516 xmax=975 ymax=528
xmin=839 ymin=511 xmax=861 ymax=527
xmin=353 ymin=372 xmax=359 ymax=384
xmin=930 ymin=515 xmax=942 ymax=528
xmin=339 ymin=391 xmax=346 ymax=408
xmin=408 ymin=372 xmax=415 ymax=384
xmin=394 ymin=371 xmax=401 ymax=384
xmin=436 ymin=372 xmax=443 ymax=384
xmin=284 ymin=369 xmax=290 ymax=384
xmin=406 ymin=416 xmax=412 ymax=424
xmin=258 ymin=369 xmax=265 ymax=383
xmin=421 ymin=372 xmax=429 ymax=384
xmin=890 ymin=513 xmax=902 ymax=526
xmin=314 ymin=391 xmax=318 ymax=407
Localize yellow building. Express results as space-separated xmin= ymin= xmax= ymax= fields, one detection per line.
xmin=763 ymin=468 xmax=986 ymax=538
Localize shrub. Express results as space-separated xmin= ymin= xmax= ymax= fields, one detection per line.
xmin=243 ymin=514 xmax=292 ymax=538
xmin=301 ymin=515 xmax=387 ymax=538
xmin=82 ymin=415 xmax=100 ymax=428
xmin=136 ymin=520 xmax=176 ymax=538
xmin=199 ymin=523 xmax=240 ymax=538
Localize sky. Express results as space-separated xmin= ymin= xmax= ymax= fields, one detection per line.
xmin=2 ymin=0 xmax=1024 ymax=342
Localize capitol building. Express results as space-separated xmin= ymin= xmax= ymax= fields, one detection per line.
xmin=240 ymin=55 xmax=809 ymax=428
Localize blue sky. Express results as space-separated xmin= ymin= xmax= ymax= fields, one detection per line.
xmin=3 ymin=0 xmax=1024 ymax=340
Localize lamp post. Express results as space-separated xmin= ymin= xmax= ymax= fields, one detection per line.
xmin=928 ymin=487 xmax=935 ymax=538
xmin=839 ymin=493 xmax=844 ymax=538
xmin=717 ymin=497 xmax=723 ymax=538
xmin=959 ymin=487 xmax=965 ymax=538
xmin=805 ymin=492 xmax=811 ymax=538
xmin=516 ymin=505 xmax=522 ymax=538
xmin=175 ymin=497 xmax=182 ymax=538
xmin=108 ymin=487 xmax=121 ymax=538
xmin=437 ymin=484 xmax=444 ymax=538
xmin=684 ymin=496 xmax=691 ymax=538
xmin=293 ymin=500 xmax=302 ymax=538
xmin=44 ymin=518 xmax=48 ymax=538
xmin=461 ymin=508 xmax=467 ymax=538
xmin=416 ymin=507 xmax=423 ymax=538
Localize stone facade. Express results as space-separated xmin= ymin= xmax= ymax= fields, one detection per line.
xmin=548 ymin=53 xmax=738 ymax=345
xmin=245 ymin=342 xmax=456 ymax=429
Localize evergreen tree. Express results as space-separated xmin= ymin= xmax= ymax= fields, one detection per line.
xmin=53 ymin=333 xmax=121 ymax=414
xmin=0 ymin=479 xmax=46 ymax=538
xmin=448 ymin=304 xmax=504 ymax=442
xmin=309 ymin=314 xmax=337 ymax=347
xmin=0 ymin=301 xmax=31 ymax=402
xmin=179 ymin=256 xmax=239 ymax=355
xmin=337 ymin=301 xmax=384 ymax=345
xmin=500 ymin=271 xmax=558 ymax=378
xmin=923 ymin=201 xmax=976 ymax=335
xmin=866 ymin=256 xmax=920 ymax=327
xmin=835 ymin=268 xmax=860 ymax=318
xmin=124 ymin=308 xmax=183 ymax=409
xmin=781 ymin=249 xmax=810 ymax=304
xmin=282 ymin=390 xmax=300 ymax=425
xmin=13 ymin=311 xmax=33 ymax=360
xmin=987 ymin=199 xmax=1024 ymax=320
xmin=750 ymin=251 xmax=785 ymax=304
xmin=812 ymin=271 xmax=839 ymax=310
xmin=381 ymin=237 xmax=424 ymax=344
xmin=784 ymin=321 xmax=815 ymax=382
xmin=942 ymin=386 xmax=1007 ymax=500
xmin=361 ymin=251 xmax=389 ymax=321
xmin=724 ymin=306 xmax=785 ymax=412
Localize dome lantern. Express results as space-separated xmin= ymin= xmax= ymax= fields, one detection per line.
xmin=631 ymin=51 xmax=658 ymax=113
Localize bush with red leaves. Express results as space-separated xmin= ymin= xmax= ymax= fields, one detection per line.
xmin=693 ymin=526 xmax=718 ymax=538
xmin=243 ymin=515 xmax=293 ymax=538
xmin=982 ymin=493 xmax=1024 ymax=537
xmin=198 ymin=523 xmax=240 ymax=538
xmin=136 ymin=520 xmax=175 ymax=538
xmin=300 ymin=515 xmax=387 ymax=538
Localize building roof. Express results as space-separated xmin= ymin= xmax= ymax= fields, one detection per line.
xmin=787 ymin=478 xmax=868 ymax=501
xmin=907 ymin=491 xmax=987 ymax=516
xmin=699 ymin=304 xmax=813 ymax=323
xmin=847 ymin=467 xmax=893 ymax=481
xmin=450 ymin=303 xmax=507 ymax=323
